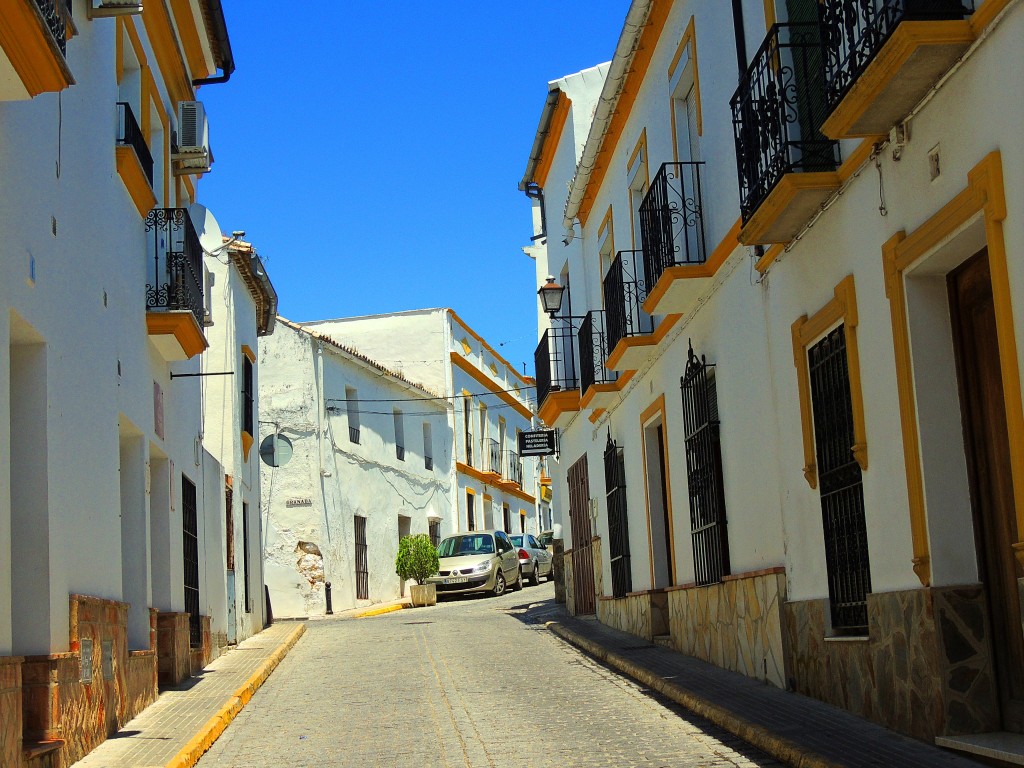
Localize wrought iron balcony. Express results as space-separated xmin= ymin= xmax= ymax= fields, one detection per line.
xmin=534 ymin=323 xmax=580 ymax=408
xmin=35 ymin=0 xmax=72 ymax=56
xmin=145 ymin=208 xmax=205 ymax=326
xmin=820 ymin=0 xmax=974 ymax=119
xmin=732 ymin=23 xmax=840 ymax=226
xmin=639 ymin=162 xmax=707 ymax=290
xmin=117 ymin=102 xmax=154 ymax=187
xmin=604 ymin=250 xmax=653 ymax=357
xmin=579 ymin=310 xmax=616 ymax=395
xmin=483 ymin=438 xmax=502 ymax=475
xmin=504 ymin=450 xmax=523 ymax=488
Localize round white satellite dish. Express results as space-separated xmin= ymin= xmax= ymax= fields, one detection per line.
xmin=188 ymin=203 xmax=225 ymax=255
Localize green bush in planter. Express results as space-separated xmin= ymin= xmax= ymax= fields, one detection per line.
xmin=395 ymin=534 xmax=439 ymax=586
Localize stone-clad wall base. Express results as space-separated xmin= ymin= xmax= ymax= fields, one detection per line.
xmin=598 ymin=590 xmax=669 ymax=640
xmin=668 ymin=568 xmax=789 ymax=689
xmin=784 ymin=585 xmax=999 ymax=741
xmin=189 ymin=615 xmax=214 ymax=676
xmin=0 ymin=656 xmax=23 ymax=768
xmin=564 ymin=551 xmax=576 ymax=617
xmin=124 ymin=652 xmax=157 ymax=724
xmin=157 ymin=612 xmax=191 ymax=686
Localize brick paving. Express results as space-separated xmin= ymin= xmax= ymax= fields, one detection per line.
xmin=548 ymin=606 xmax=987 ymax=768
xmin=73 ymin=622 xmax=300 ymax=768
xmin=198 ymin=584 xmax=783 ymax=768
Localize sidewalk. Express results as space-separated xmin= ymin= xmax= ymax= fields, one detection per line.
xmin=545 ymin=610 xmax=987 ymax=768
xmin=74 ymin=622 xmax=304 ymax=768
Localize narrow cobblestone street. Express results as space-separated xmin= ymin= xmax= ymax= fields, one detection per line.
xmin=197 ymin=584 xmax=782 ymax=768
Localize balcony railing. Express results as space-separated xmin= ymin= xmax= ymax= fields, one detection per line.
xmin=732 ymin=23 xmax=840 ymax=224
xmin=535 ymin=323 xmax=580 ymax=407
xmin=145 ymin=208 xmax=204 ymax=326
xmin=35 ymin=0 xmax=72 ymax=56
xmin=117 ymin=102 xmax=154 ymax=187
xmin=504 ymin=450 xmax=523 ymax=487
xmin=639 ymin=161 xmax=707 ymax=289
xmin=604 ymin=250 xmax=653 ymax=355
xmin=820 ymin=0 xmax=973 ymax=115
xmin=579 ymin=310 xmax=616 ymax=394
xmin=483 ymin=438 xmax=502 ymax=475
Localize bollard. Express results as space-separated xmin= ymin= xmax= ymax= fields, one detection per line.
xmin=324 ymin=581 xmax=333 ymax=615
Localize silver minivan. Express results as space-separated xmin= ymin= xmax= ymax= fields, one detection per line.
xmin=427 ymin=530 xmax=523 ymax=597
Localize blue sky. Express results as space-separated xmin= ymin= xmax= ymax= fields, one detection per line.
xmin=197 ymin=2 xmax=629 ymax=379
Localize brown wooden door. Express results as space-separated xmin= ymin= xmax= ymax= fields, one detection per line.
xmin=568 ymin=454 xmax=596 ymax=615
xmin=950 ymin=248 xmax=1024 ymax=730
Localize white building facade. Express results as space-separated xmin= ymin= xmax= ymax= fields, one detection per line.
xmin=259 ymin=318 xmax=454 ymax=617
xmin=0 ymin=0 xmax=242 ymax=764
xmin=301 ymin=308 xmax=543 ymax=541
xmin=524 ymin=0 xmax=1024 ymax=749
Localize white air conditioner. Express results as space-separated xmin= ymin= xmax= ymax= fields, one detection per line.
xmin=172 ymin=101 xmax=211 ymax=175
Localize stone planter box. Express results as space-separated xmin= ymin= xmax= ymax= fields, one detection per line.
xmin=409 ymin=584 xmax=436 ymax=607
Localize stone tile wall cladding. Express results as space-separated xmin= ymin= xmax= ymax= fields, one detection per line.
xmin=0 ymin=655 xmax=23 ymax=768
xmin=157 ymin=611 xmax=192 ymax=686
xmin=189 ymin=615 xmax=215 ymax=676
xmin=784 ymin=585 xmax=999 ymax=741
xmin=564 ymin=550 xmax=576 ymax=616
xmin=598 ymin=590 xmax=669 ymax=640
xmin=667 ymin=568 xmax=789 ymax=689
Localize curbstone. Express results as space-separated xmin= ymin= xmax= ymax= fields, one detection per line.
xmin=163 ymin=623 xmax=306 ymax=768
xmin=354 ymin=602 xmax=410 ymax=619
xmin=545 ymin=620 xmax=845 ymax=768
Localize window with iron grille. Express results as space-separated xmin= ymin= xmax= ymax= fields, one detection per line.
xmin=429 ymin=520 xmax=440 ymax=548
xmin=604 ymin=432 xmax=632 ymax=598
xmin=808 ymin=325 xmax=871 ymax=634
xmin=466 ymin=491 xmax=475 ymax=531
xmin=242 ymin=502 xmax=252 ymax=612
xmin=423 ymin=422 xmax=433 ymax=470
xmin=463 ymin=397 xmax=473 ymax=465
xmin=241 ymin=356 xmax=254 ymax=436
xmin=503 ymin=504 xmax=511 ymax=534
xmin=393 ymin=408 xmax=405 ymax=461
xmin=181 ymin=475 xmax=201 ymax=647
xmin=346 ymin=386 xmax=360 ymax=444
xmin=681 ymin=343 xmax=730 ymax=587
xmin=225 ymin=484 xmax=234 ymax=571
xmin=354 ymin=515 xmax=369 ymax=600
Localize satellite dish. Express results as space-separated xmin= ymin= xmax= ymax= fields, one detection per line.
xmin=188 ymin=203 xmax=226 ymax=255
xmin=259 ymin=433 xmax=293 ymax=467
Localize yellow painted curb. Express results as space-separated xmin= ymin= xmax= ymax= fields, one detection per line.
xmin=545 ymin=621 xmax=844 ymax=768
xmin=355 ymin=602 xmax=410 ymax=618
xmin=163 ymin=623 xmax=306 ymax=768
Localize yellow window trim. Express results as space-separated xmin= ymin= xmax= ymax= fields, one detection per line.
xmin=639 ymin=394 xmax=677 ymax=587
xmin=578 ymin=0 xmax=673 ymax=227
xmin=667 ymin=15 xmax=703 ymax=146
xmin=241 ymin=344 xmax=256 ymax=363
xmin=460 ymin=337 xmax=473 ymax=355
xmin=791 ymin=275 xmax=868 ymax=491
xmin=241 ymin=430 xmax=254 ymax=463
xmin=881 ymin=151 xmax=1020 ymax=586
xmin=762 ymin=0 xmax=776 ymax=31
xmin=626 ymin=128 xmax=647 ymax=178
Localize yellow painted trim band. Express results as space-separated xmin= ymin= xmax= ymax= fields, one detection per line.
xmin=163 ymin=624 xmax=305 ymax=768
xmin=141 ymin=0 xmax=194 ymax=106
xmin=791 ymin=275 xmax=867 ymax=491
xmin=972 ymin=0 xmax=1013 ymax=34
xmin=116 ymin=145 xmax=158 ymax=218
xmin=882 ymin=151 xmax=1021 ymax=585
xmin=169 ymin=0 xmax=211 ymax=80
xmin=146 ymin=311 xmax=209 ymax=358
xmin=535 ymin=93 xmax=572 ymax=189
xmin=643 ymin=220 xmax=740 ymax=314
xmin=457 ymin=462 xmax=537 ymax=504
xmin=0 ymin=0 xmax=74 ymax=97
xmin=355 ymin=603 xmax=408 ymax=619
xmin=241 ymin=344 xmax=256 ymax=363
xmin=447 ymin=309 xmax=532 ymax=385
xmin=450 ymin=352 xmax=532 ymax=420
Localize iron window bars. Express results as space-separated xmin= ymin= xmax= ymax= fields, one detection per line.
xmin=579 ymin=310 xmax=617 ymax=395
xmin=639 ymin=161 xmax=707 ymax=291
xmin=820 ymin=0 xmax=974 ymax=116
xmin=354 ymin=515 xmax=369 ymax=600
xmin=808 ymin=325 xmax=871 ymax=633
xmin=484 ymin=438 xmax=502 ymax=475
xmin=604 ymin=250 xmax=654 ymax=355
xmin=145 ymin=208 xmax=205 ymax=326
xmin=241 ymin=356 xmax=254 ymax=436
xmin=731 ymin=23 xmax=839 ymax=225
xmin=681 ymin=343 xmax=730 ymax=587
xmin=534 ymin=321 xmax=581 ymax=406
xmin=34 ymin=0 xmax=72 ymax=56
xmin=181 ymin=475 xmax=201 ymax=647
xmin=504 ymin=449 xmax=523 ymax=487
xmin=116 ymin=102 xmax=155 ymax=187
xmin=604 ymin=432 xmax=632 ymax=598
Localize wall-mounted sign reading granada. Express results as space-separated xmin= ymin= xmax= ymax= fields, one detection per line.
xmin=518 ymin=429 xmax=557 ymax=457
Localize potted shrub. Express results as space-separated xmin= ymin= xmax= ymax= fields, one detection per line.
xmin=396 ymin=533 xmax=440 ymax=607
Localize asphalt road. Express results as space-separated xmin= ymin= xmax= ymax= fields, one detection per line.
xmin=197 ymin=582 xmax=782 ymax=768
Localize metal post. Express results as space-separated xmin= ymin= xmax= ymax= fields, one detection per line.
xmin=324 ymin=581 xmax=333 ymax=615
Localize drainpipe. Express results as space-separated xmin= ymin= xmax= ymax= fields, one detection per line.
xmin=731 ymin=0 xmax=748 ymax=81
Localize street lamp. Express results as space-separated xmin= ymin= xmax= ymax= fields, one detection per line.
xmin=537 ymin=276 xmax=565 ymax=317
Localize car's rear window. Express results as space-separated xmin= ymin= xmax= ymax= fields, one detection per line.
xmin=509 ymin=535 xmax=524 ymax=547
xmin=438 ymin=534 xmax=495 ymax=557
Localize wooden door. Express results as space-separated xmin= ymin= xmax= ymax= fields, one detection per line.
xmin=568 ymin=455 xmax=596 ymax=615
xmin=949 ymin=248 xmax=1024 ymax=730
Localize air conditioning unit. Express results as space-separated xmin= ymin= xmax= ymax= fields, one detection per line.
xmin=172 ymin=101 xmax=211 ymax=175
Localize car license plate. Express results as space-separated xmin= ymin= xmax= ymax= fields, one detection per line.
xmin=444 ymin=577 xmax=468 ymax=585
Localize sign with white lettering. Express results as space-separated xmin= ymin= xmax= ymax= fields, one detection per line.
xmin=518 ymin=430 xmax=557 ymax=457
